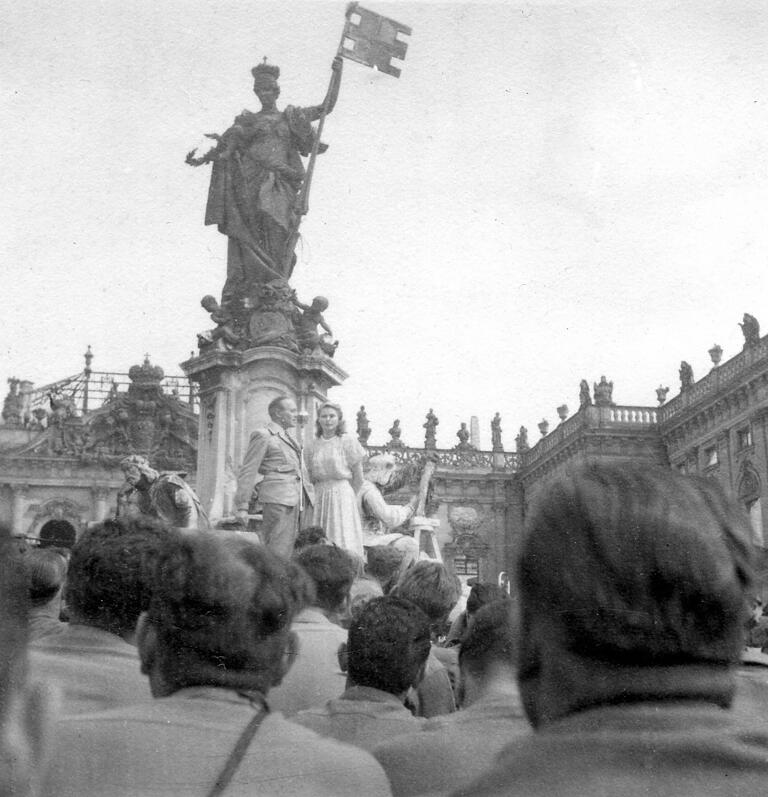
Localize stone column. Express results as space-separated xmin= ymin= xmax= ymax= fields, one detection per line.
xmin=11 ymin=484 xmax=29 ymax=536
xmin=182 ymin=346 xmax=347 ymax=523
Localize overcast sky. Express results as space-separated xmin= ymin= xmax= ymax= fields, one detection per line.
xmin=3 ymin=1 xmax=768 ymax=449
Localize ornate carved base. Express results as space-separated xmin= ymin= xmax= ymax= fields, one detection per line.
xmin=181 ymin=346 xmax=348 ymax=522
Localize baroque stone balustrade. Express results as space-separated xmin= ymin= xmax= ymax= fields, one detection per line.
xmin=364 ymin=445 xmax=518 ymax=472
xmin=519 ymin=404 xmax=659 ymax=470
xmin=658 ymin=336 xmax=768 ymax=424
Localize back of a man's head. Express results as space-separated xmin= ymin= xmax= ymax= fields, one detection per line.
xmin=143 ymin=532 xmax=301 ymax=696
xmin=296 ymin=544 xmax=357 ymax=613
xmin=348 ymin=596 xmax=431 ymax=696
xmin=25 ymin=548 xmax=68 ymax=608
xmin=65 ymin=516 xmax=169 ymax=637
xmin=394 ymin=560 xmax=460 ymax=629
xmin=294 ymin=526 xmax=328 ymax=552
xmin=459 ymin=600 xmax=517 ymax=681
xmin=466 ymin=583 xmax=509 ymax=618
xmin=365 ymin=545 xmax=406 ymax=595
xmin=519 ymin=463 xmax=754 ymax=724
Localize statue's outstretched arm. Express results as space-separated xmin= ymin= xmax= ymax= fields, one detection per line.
xmin=305 ymin=56 xmax=344 ymax=121
xmin=185 ymin=133 xmax=224 ymax=167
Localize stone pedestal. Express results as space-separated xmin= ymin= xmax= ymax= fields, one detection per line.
xmin=182 ymin=346 xmax=347 ymax=522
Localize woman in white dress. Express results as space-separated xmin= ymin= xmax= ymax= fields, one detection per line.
xmin=305 ymin=402 xmax=365 ymax=557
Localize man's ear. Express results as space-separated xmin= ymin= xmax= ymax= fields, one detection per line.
xmin=279 ymin=630 xmax=299 ymax=682
xmin=411 ymin=659 xmax=428 ymax=689
xmin=136 ymin=612 xmax=157 ymax=676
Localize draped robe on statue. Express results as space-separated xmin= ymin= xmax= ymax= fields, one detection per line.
xmin=205 ymin=106 xmax=327 ymax=301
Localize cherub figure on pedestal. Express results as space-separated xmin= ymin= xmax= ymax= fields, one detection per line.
xmin=197 ymin=295 xmax=241 ymax=351
xmin=291 ymin=293 xmax=338 ymax=357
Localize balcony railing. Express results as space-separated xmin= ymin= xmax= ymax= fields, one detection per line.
xmin=658 ymin=337 xmax=768 ymax=424
xmin=519 ymin=404 xmax=659 ymax=469
xmin=364 ymin=444 xmax=518 ymax=471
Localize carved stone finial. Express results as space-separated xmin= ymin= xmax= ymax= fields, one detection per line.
xmin=656 ymin=385 xmax=669 ymax=405
xmin=557 ymin=404 xmax=569 ymax=422
xmin=538 ymin=418 xmax=549 ymax=437
xmin=708 ymin=344 xmax=723 ymax=367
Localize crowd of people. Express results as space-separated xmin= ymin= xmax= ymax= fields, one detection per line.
xmin=4 ymin=460 xmax=768 ymax=795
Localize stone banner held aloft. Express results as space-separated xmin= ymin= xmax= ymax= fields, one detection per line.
xmin=340 ymin=2 xmax=412 ymax=78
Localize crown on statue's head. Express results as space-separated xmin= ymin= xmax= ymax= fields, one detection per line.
xmin=251 ymin=58 xmax=280 ymax=83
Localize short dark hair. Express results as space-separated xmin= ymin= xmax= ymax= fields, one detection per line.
xmin=25 ymin=549 xmax=68 ymax=606
xmin=295 ymin=544 xmax=357 ymax=612
xmin=365 ymin=546 xmax=406 ymax=595
xmin=466 ymin=583 xmax=508 ymax=617
xmin=146 ymin=532 xmax=301 ymax=694
xmin=394 ymin=561 xmax=460 ymax=626
xmin=267 ymin=395 xmax=291 ymax=420
xmin=520 ymin=463 xmax=754 ymax=667
xmin=459 ymin=600 xmax=517 ymax=678
xmin=294 ymin=526 xmax=327 ymax=551
xmin=348 ymin=596 xmax=431 ymax=695
xmin=65 ymin=516 xmax=169 ymax=636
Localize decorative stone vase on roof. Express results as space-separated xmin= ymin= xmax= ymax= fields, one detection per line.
xmin=655 ymin=385 xmax=669 ymax=406
xmin=708 ymin=344 xmax=723 ymax=367
xmin=538 ymin=419 xmax=549 ymax=437
xmin=557 ymin=404 xmax=569 ymax=422
xmin=593 ymin=376 xmax=614 ymax=408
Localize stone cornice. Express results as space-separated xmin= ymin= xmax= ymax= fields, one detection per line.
xmin=182 ymin=346 xmax=349 ymax=389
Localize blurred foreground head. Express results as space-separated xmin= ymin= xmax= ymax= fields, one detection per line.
xmin=138 ymin=532 xmax=302 ymax=697
xmin=66 ymin=516 xmax=168 ymax=639
xmin=518 ymin=463 xmax=754 ymax=727
xmin=1 ymin=525 xmax=52 ymax=796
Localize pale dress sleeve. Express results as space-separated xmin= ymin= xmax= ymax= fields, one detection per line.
xmin=342 ymin=433 xmax=365 ymax=467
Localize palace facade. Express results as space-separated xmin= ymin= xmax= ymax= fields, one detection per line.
xmin=3 ymin=314 xmax=767 ymax=594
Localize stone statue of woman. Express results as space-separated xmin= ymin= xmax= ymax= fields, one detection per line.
xmin=187 ymin=57 xmax=343 ymax=305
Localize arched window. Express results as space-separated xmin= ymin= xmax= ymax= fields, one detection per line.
xmin=38 ymin=519 xmax=77 ymax=550
xmin=738 ymin=464 xmax=763 ymax=547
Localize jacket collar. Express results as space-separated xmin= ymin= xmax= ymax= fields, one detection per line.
xmin=267 ymin=421 xmax=300 ymax=451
